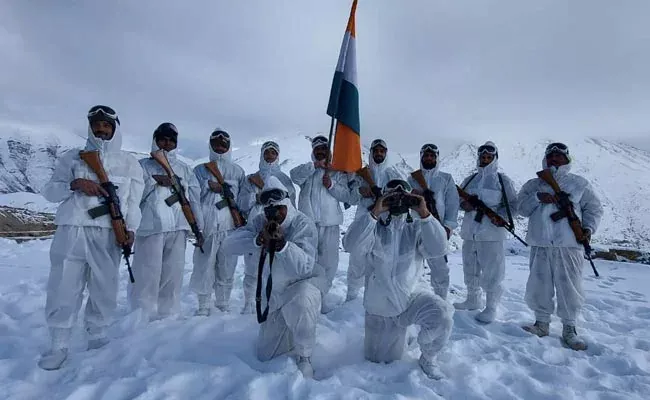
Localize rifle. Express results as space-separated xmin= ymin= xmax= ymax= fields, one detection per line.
xmin=457 ymin=185 xmax=528 ymax=247
xmin=411 ymin=169 xmax=449 ymax=262
xmin=356 ymin=167 xmax=383 ymax=210
xmin=150 ymin=150 xmax=204 ymax=252
xmin=204 ymin=161 xmax=246 ymax=228
xmin=79 ymin=150 xmax=135 ymax=283
xmin=248 ymin=173 xmax=265 ymax=190
xmin=410 ymin=170 xmax=442 ymax=222
xmin=536 ymin=169 xmax=599 ymax=277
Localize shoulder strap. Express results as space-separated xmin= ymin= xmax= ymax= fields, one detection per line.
xmin=497 ymin=173 xmax=514 ymax=227
xmin=462 ymin=173 xmax=478 ymax=190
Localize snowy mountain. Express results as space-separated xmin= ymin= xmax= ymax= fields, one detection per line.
xmin=1 ymin=129 xmax=648 ymax=250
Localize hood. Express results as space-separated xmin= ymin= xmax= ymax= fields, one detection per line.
xmin=84 ymin=123 xmax=123 ymax=154
xmin=477 ymin=157 xmax=499 ymax=177
xmin=368 ymin=147 xmax=390 ymax=179
xmin=209 ymin=128 xmax=232 ymax=162
xmin=259 ymin=141 xmax=280 ymax=179
xmin=150 ymin=138 xmax=177 ymax=160
xmin=420 ymin=155 xmax=440 ymax=179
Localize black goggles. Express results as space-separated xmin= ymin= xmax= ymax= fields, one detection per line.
xmin=420 ymin=143 xmax=439 ymax=155
xmin=210 ymin=130 xmax=230 ymax=143
xmin=477 ymin=144 xmax=497 ymax=156
xmin=87 ymin=105 xmax=120 ymax=125
xmin=260 ymin=189 xmax=287 ymax=205
xmin=545 ymin=142 xmax=569 ymax=156
xmin=384 ymin=179 xmax=412 ymax=194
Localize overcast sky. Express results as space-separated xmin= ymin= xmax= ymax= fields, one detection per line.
xmin=1 ymin=0 xmax=649 ymax=159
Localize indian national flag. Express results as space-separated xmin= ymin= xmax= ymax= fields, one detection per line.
xmin=327 ymin=0 xmax=362 ymax=173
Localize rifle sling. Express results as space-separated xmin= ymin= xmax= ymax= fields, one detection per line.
xmin=497 ymin=173 xmax=515 ymax=227
xmin=256 ymin=246 xmax=275 ymax=324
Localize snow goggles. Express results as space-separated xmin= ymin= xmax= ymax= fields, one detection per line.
xmin=87 ymin=105 xmax=120 ymax=125
xmin=384 ymin=179 xmax=412 ymax=194
xmin=312 ymin=136 xmax=329 ymax=149
xmin=545 ymin=142 xmax=569 ymax=156
xmin=370 ymin=139 xmax=387 ymax=150
xmin=260 ymin=188 xmax=288 ymax=205
xmin=210 ymin=130 xmax=230 ymax=143
xmin=420 ymin=143 xmax=439 ymax=156
xmin=477 ymin=144 xmax=497 ymax=156
xmin=262 ymin=141 xmax=279 ymax=153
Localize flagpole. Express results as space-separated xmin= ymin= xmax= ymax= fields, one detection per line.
xmin=327 ymin=116 xmax=336 ymax=160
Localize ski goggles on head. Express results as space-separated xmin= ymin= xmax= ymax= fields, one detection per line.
xmin=420 ymin=143 xmax=439 ymax=156
xmin=262 ymin=141 xmax=279 ymax=153
xmin=477 ymin=144 xmax=497 ymax=156
xmin=545 ymin=142 xmax=569 ymax=157
xmin=210 ymin=130 xmax=230 ymax=143
xmin=260 ymin=188 xmax=288 ymax=205
xmin=370 ymin=139 xmax=387 ymax=150
xmin=384 ymin=179 xmax=412 ymax=194
xmin=311 ymin=136 xmax=329 ymax=149
xmin=87 ymin=105 xmax=120 ymax=125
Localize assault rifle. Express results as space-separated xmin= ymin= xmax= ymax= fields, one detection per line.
xmin=80 ymin=150 xmax=135 ymax=283
xmin=204 ymin=161 xmax=246 ymax=228
xmin=456 ymin=185 xmax=528 ymax=247
xmin=248 ymin=173 xmax=265 ymax=190
xmin=150 ymin=149 xmax=204 ymax=252
xmin=356 ymin=167 xmax=383 ymax=210
xmin=410 ymin=169 xmax=442 ymax=223
xmin=256 ymin=209 xmax=283 ymax=324
xmin=411 ymin=169 xmax=448 ymax=262
xmin=536 ymin=169 xmax=599 ymax=277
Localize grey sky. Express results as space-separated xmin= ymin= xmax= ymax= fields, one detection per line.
xmin=1 ymin=0 xmax=649 ymax=159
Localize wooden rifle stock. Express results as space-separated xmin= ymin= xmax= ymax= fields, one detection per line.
xmin=410 ymin=169 xmax=442 ymax=222
xmin=248 ymin=173 xmax=265 ymax=189
xmin=204 ymin=161 xmax=245 ymax=227
xmin=78 ymin=150 xmax=135 ymax=283
xmin=536 ymin=169 xmax=599 ymax=277
xmin=151 ymin=150 xmax=204 ymax=252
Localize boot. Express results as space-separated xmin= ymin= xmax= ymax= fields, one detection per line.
xmin=561 ymin=324 xmax=588 ymax=351
xmin=522 ymin=321 xmax=550 ymax=337
xmin=475 ymin=290 xmax=501 ymax=324
xmin=38 ymin=328 xmax=70 ymax=370
xmin=214 ymin=286 xmax=232 ymax=313
xmin=296 ymin=356 xmax=314 ymax=379
xmin=241 ymin=300 xmax=255 ymax=315
xmin=194 ymin=294 xmax=211 ymax=316
xmin=453 ymin=289 xmax=482 ymax=310
xmin=418 ymin=355 xmax=444 ymax=380
xmin=85 ymin=325 xmax=109 ymax=350
xmin=345 ymin=288 xmax=359 ymax=302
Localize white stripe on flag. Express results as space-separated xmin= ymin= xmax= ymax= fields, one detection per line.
xmin=334 ymin=31 xmax=357 ymax=86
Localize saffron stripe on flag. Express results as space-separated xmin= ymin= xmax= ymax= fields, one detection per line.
xmin=331 ymin=122 xmax=362 ymax=172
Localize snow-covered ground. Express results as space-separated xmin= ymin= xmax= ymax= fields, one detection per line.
xmin=0 ymin=237 xmax=648 ymax=399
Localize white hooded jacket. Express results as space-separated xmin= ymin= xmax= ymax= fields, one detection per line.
xmin=290 ymin=158 xmax=351 ymax=227
xmin=459 ymin=153 xmax=518 ymax=241
xmin=136 ymin=139 xmax=203 ymax=237
xmin=350 ymin=152 xmax=404 ymax=218
xmin=518 ymin=157 xmax=603 ymax=248
xmin=223 ymin=177 xmax=322 ymax=312
xmin=239 ymin=147 xmax=296 ymax=222
xmin=193 ymin=138 xmax=246 ymax=237
xmin=343 ymin=211 xmax=448 ymax=317
xmin=42 ymin=124 xmax=144 ymax=232
xmin=407 ymin=158 xmax=460 ymax=231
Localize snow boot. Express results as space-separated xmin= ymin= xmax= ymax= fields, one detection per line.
xmin=241 ymin=300 xmax=255 ymax=314
xmin=38 ymin=328 xmax=70 ymax=371
xmin=297 ymin=356 xmax=314 ymax=379
xmin=195 ymin=294 xmax=211 ymax=316
xmin=453 ymin=289 xmax=482 ymax=310
xmin=214 ymin=286 xmax=232 ymax=313
xmin=418 ymin=355 xmax=444 ymax=380
xmin=561 ymin=324 xmax=588 ymax=351
xmin=475 ymin=289 xmax=501 ymax=324
xmin=522 ymin=321 xmax=550 ymax=337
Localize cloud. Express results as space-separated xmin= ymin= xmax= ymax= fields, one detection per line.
xmin=1 ymin=0 xmax=649 ymax=159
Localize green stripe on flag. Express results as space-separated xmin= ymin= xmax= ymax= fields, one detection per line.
xmin=327 ymin=72 xmax=360 ymax=134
